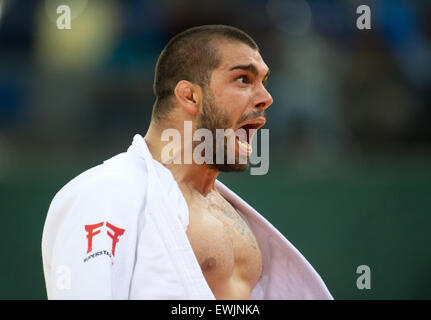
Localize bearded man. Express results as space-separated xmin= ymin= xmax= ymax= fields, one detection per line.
xmin=42 ymin=25 xmax=332 ymax=300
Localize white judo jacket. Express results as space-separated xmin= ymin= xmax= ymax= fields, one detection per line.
xmin=41 ymin=134 xmax=333 ymax=300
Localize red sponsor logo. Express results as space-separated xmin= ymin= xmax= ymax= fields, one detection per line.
xmin=84 ymin=222 xmax=125 ymax=256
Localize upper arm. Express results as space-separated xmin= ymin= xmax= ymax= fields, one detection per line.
xmin=43 ymin=173 xmax=144 ymax=299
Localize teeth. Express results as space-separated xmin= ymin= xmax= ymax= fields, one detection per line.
xmin=237 ymin=139 xmax=251 ymax=151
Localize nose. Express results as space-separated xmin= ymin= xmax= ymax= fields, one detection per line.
xmin=254 ymin=84 xmax=273 ymax=111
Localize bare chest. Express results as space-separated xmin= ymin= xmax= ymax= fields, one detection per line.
xmin=186 ymin=196 xmax=263 ymax=290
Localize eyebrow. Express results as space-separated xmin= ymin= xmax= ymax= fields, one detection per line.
xmin=229 ymin=64 xmax=270 ymax=80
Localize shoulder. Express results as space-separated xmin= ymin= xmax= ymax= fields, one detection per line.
xmin=65 ymin=152 xmax=146 ymax=194
xmin=48 ymin=152 xmax=149 ymax=224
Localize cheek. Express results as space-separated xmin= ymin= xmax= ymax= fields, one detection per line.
xmin=216 ymin=88 xmax=251 ymax=115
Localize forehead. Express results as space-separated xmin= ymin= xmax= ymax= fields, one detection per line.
xmin=213 ymin=40 xmax=269 ymax=75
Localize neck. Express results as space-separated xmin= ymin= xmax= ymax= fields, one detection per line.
xmin=144 ymin=120 xmax=219 ymax=196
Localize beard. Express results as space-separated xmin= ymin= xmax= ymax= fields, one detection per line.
xmin=194 ymin=89 xmax=250 ymax=172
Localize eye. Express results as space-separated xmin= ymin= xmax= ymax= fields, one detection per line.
xmin=236 ymin=75 xmax=250 ymax=85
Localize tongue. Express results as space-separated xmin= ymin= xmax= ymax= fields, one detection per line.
xmin=235 ymin=128 xmax=248 ymax=142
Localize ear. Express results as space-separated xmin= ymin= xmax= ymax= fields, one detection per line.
xmin=173 ymin=80 xmax=201 ymax=116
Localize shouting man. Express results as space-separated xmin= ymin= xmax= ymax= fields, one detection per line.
xmin=42 ymin=25 xmax=333 ymax=300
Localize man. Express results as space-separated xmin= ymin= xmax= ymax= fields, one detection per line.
xmin=42 ymin=25 xmax=333 ymax=299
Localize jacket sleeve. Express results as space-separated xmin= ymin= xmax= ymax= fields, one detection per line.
xmin=42 ymin=174 xmax=143 ymax=300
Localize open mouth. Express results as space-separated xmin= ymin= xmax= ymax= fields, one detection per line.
xmin=234 ymin=117 xmax=266 ymax=155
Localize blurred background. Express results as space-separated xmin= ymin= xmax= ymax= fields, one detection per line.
xmin=0 ymin=0 xmax=430 ymax=299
